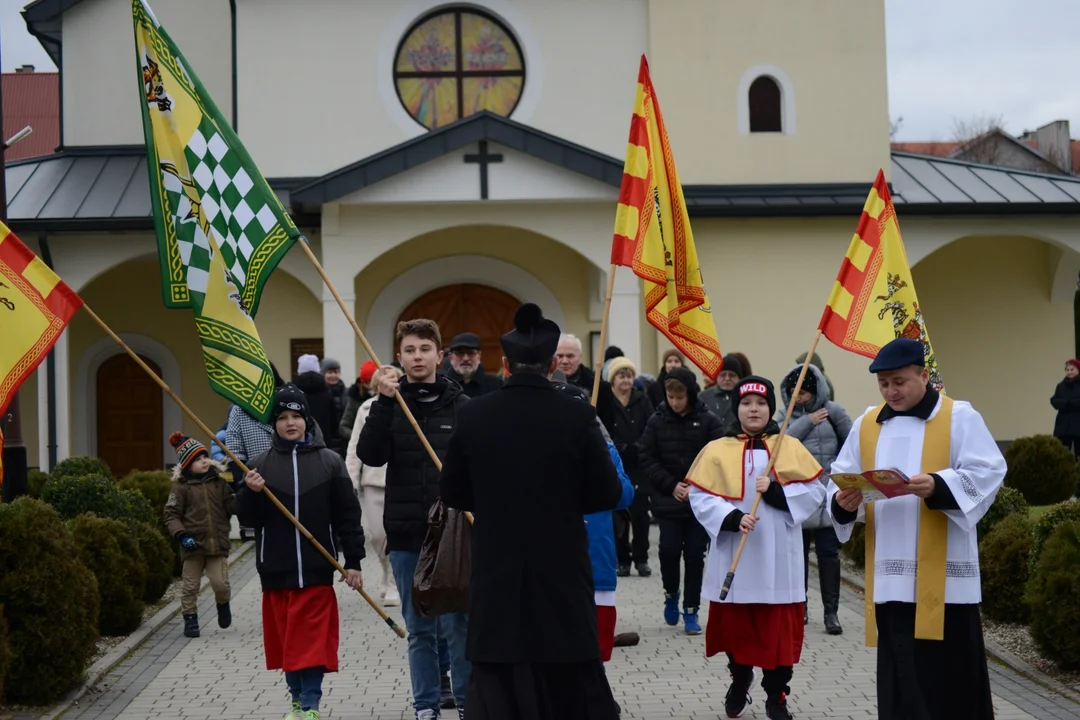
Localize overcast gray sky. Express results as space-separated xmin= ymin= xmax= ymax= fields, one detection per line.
xmin=2 ymin=0 xmax=1077 ymax=142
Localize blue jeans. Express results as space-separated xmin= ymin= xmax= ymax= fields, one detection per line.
xmin=438 ymin=628 xmax=450 ymax=675
xmin=285 ymin=666 xmax=325 ymax=711
xmin=390 ymin=550 xmax=471 ymax=711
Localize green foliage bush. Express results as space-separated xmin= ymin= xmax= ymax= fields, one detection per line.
xmin=840 ymin=522 xmax=866 ymax=568
xmin=977 ymin=486 xmax=1029 ymax=542
xmin=27 ymin=469 xmax=50 ymax=499
xmin=0 ymin=605 xmax=10 ymax=701
xmin=50 ymin=455 xmax=113 ymax=481
xmin=70 ymin=514 xmax=146 ymax=636
xmin=1030 ymin=500 xmax=1080 ymax=572
xmin=978 ymin=513 xmax=1034 ymax=623
xmin=1004 ymin=435 xmax=1080 ymax=505
xmin=119 ymin=470 xmax=182 ymax=576
xmin=0 ymin=498 xmax=99 ymax=705
xmin=133 ymin=522 xmax=174 ymax=604
xmin=41 ymin=473 xmax=155 ymax=525
xmin=1026 ymin=520 xmax=1080 ymax=670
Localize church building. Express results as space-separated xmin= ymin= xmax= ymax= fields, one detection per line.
xmin=7 ymin=0 xmax=1080 ymax=475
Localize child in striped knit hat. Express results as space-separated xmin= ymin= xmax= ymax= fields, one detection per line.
xmin=164 ymin=431 xmax=236 ymax=638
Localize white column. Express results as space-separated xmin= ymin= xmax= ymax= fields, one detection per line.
xmin=54 ymin=329 xmax=71 ymax=462
xmin=318 ymin=211 xmax=359 ymax=378
xmin=606 ymin=268 xmax=643 ymax=370
xmin=36 ymin=366 xmax=48 ymax=470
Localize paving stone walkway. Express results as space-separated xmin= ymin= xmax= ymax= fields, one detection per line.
xmin=60 ymin=526 xmax=1080 ymax=719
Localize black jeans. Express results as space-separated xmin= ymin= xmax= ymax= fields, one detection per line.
xmin=658 ymin=516 xmax=709 ymax=608
xmin=802 ymin=526 xmax=839 ymax=563
xmin=1059 ymin=435 xmax=1080 ymax=458
xmin=615 ymin=492 xmax=651 ymax=565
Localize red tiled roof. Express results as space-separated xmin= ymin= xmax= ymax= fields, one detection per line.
xmin=2 ymin=72 xmax=60 ymax=162
xmin=891 ymin=141 xmax=958 ymax=156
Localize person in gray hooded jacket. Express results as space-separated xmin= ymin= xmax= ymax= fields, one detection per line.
xmin=776 ymin=363 xmax=853 ymax=635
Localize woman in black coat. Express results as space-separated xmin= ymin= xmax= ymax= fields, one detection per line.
xmin=1052 ymin=359 xmax=1080 ymax=457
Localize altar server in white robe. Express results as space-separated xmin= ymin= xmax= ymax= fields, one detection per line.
xmin=687 ymin=377 xmax=826 ymax=720
xmin=827 ymin=338 xmax=1005 ymax=720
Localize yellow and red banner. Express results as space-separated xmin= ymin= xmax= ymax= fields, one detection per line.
xmin=818 ymin=170 xmax=943 ymax=389
xmin=611 ymin=55 xmax=722 ymax=380
xmin=0 ymin=222 xmax=83 ymax=418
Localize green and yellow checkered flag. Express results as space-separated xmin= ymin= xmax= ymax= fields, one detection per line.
xmin=133 ymin=0 xmax=297 ymax=421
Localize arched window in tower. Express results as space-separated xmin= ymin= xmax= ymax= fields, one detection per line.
xmin=394 ymin=8 xmax=526 ymax=131
xmin=748 ymin=76 xmax=783 ymax=133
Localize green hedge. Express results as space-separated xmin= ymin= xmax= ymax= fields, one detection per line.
xmin=978 ymin=513 xmax=1034 ymax=623
xmin=70 ymin=514 xmax=147 ymax=636
xmin=1027 ymin=521 xmax=1080 ymax=670
xmin=119 ymin=470 xmax=183 ymax=577
xmin=0 ymin=498 xmax=99 ymax=705
xmin=1030 ymin=500 xmax=1080 ymax=572
xmin=0 ymin=605 xmax=10 ymax=701
xmin=41 ymin=473 xmax=155 ymax=526
xmin=51 ymin=455 xmax=113 ymax=480
xmin=977 ymin=486 xmax=1029 ymax=542
xmin=27 ymin=469 xmax=50 ymax=499
xmin=1005 ymin=435 xmax=1079 ymax=506
xmin=133 ymin=521 xmax=174 ymax=604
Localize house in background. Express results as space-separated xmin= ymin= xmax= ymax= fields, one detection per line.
xmin=1 ymin=65 xmax=59 ymax=161
xmin=893 ymin=119 xmax=1078 ymax=175
xmin=5 ymin=0 xmax=1080 ymax=476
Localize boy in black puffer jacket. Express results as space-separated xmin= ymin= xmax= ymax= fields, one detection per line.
xmin=638 ymin=366 xmax=725 ymax=635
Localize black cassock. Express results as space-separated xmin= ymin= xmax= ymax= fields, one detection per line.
xmin=876 ymin=602 xmax=994 ymax=720
xmin=439 ymin=372 xmax=624 ymax=720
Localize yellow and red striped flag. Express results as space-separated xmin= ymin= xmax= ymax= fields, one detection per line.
xmin=818 ymin=170 xmax=943 ymax=389
xmin=611 ymin=55 xmax=722 ymax=380
xmin=0 ymin=221 xmax=84 ymax=421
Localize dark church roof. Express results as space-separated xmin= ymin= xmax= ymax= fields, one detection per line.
xmin=7 ymin=113 xmax=1080 ymax=233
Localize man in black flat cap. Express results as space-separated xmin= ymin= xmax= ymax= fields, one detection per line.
xmin=439 ymin=303 xmax=624 ymax=720
xmin=826 ymin=337 xmax=1005 ymax=720
xmin=445 ymin=332 xmax=503 ymax=398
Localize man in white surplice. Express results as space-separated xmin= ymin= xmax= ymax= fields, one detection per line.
xmin=827 ymin=338 xmax=1005 ymax=720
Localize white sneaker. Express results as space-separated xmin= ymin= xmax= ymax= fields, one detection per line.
xmin=384 ymin=586 xmax=401 ymax=607
xmin=416 ymin=710 xmax=439 ymax=720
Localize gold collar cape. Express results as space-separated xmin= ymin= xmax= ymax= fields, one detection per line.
xmin=686 ymin=434 xmax=823 ymax=500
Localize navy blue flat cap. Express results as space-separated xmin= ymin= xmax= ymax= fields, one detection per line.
xmin=869 ymin=338 xmax=925 ymax=373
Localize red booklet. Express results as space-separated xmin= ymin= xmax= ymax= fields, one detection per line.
xmin=830 ymin=468 xmax=911 ymax=500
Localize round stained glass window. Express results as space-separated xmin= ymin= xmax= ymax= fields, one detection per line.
xmin=394 ymin=8 xmax=526 ymax=130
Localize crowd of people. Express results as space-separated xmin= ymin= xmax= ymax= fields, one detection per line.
xmin=165 ymin=306 xmax=1007 ymax=720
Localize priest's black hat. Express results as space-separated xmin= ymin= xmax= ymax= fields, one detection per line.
xmin=869 ymin=338 xmax=925 ymax=373
xmin=500 ymin=303 xmax=561 ymax=365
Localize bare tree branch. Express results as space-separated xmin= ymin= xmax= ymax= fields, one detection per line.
xmin=951 ymin=113 xmax=1006 ymax=164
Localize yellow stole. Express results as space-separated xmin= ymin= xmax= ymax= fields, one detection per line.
xmin=685 ymin=435 xmax=823 ymax=499
xmin=860 ymin=395 xmax=953 ymax=646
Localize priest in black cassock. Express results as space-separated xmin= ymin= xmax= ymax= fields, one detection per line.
xmin=439 ymin=303 xmax=624 ymax=720
xmin=826 ymin=338 xmax=1006 ymax=720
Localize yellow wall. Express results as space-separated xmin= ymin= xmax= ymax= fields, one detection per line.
xmin=65 ymin=259 xmax=319 ymax=458
xmin=914 ymin=236 xmax=1070 ymax=441
xmin=13 ymin=375 xmax=39 ymax=471
xmin=646 ymin=0 xmax=891 ymax=184
xmin=353 ymin=226 xmax=596 ymax=359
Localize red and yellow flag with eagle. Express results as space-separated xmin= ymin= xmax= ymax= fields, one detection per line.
xmin=611 ymin=55 xmax=722 ymax=380
xmin=0 ymin=223 xmax=83 ymax=485
xmin=818 ymin=170 xmax=943 ymax=389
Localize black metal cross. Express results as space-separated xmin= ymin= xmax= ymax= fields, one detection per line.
xmin=463 ymin=141 xmax=503 ymax=200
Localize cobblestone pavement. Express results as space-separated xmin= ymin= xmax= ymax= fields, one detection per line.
xmin=62 ymin=526 xmax=1080 ymax=719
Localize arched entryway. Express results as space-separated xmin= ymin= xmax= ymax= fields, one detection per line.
xmin=95 ymin=353 xmax=164 ymax=476
xmin=398 ymin=283 xmax=519 ymax=373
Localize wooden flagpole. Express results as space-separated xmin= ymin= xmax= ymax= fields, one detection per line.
xmin=296 ymin=240 xmax=474 ymax=524
xmin=80 ymin=303 xmax=407 ymax=639
xmin=590 ymin=265 xmax=619 ymax=406
xmin=718 ymin=328 xmax=823 ymax=600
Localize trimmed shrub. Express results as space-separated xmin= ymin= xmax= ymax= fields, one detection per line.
xmin=133 ymin=522 xmax=174 ymax=604
xmin=1004 ymin=435 xmax=1079 ymax=505
xmin=1026 ymin=520 xmax=1080 ymax=670
xmin=27 ymin=469 xmax=50 ymax=499
xmin=0 ymin=605 xmax=10 ymax=701
xmin=50 ymin=455 xmax=113 ymax=481
xmin=41 ymin=473 xmax=155 ymax=526
xmin=978 ymin=513 xmax=1034 ymax=623
xmin=840 ymin=522 xmax=866 ymax=568
xmin=1030 ymin=500 xmax=1080 ymax=572
xmin=70 ymin=514 xmax=147 ymax=636
xmin=0 ymin=498 xmax=99 ymax=705
xmin=119 ymin=470 xmax=183 ymax=576
xmin=977 ymin=486 xmax=1029 ymax=542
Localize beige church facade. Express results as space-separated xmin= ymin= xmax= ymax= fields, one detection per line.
xmin=7 ymin=0 xmax=1080 ymax=475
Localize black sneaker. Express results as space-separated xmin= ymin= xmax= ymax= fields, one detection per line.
xmin=724 ymin=668 xmax=754 ymax=718
xmin=439 ymin=672 xmax=455 ymax=709
xmin=765 ymin=691 xmax=794 ymax=719
xmin=616 ymin=565 xmax=631 ymax=577
xmin=634 ymin=562 xmax=652 ymax=577
xmin=217 ymin=602 xmax=232 ymax=629
xmin=183 ymin=613 xmax=200 ymax=638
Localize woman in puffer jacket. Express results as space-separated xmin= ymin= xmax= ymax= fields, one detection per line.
xmin=777 ymin=364 xmax=853 ymax=635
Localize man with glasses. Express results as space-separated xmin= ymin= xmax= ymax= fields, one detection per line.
xmin=445 ymin=332 xmax=502 ymax=398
